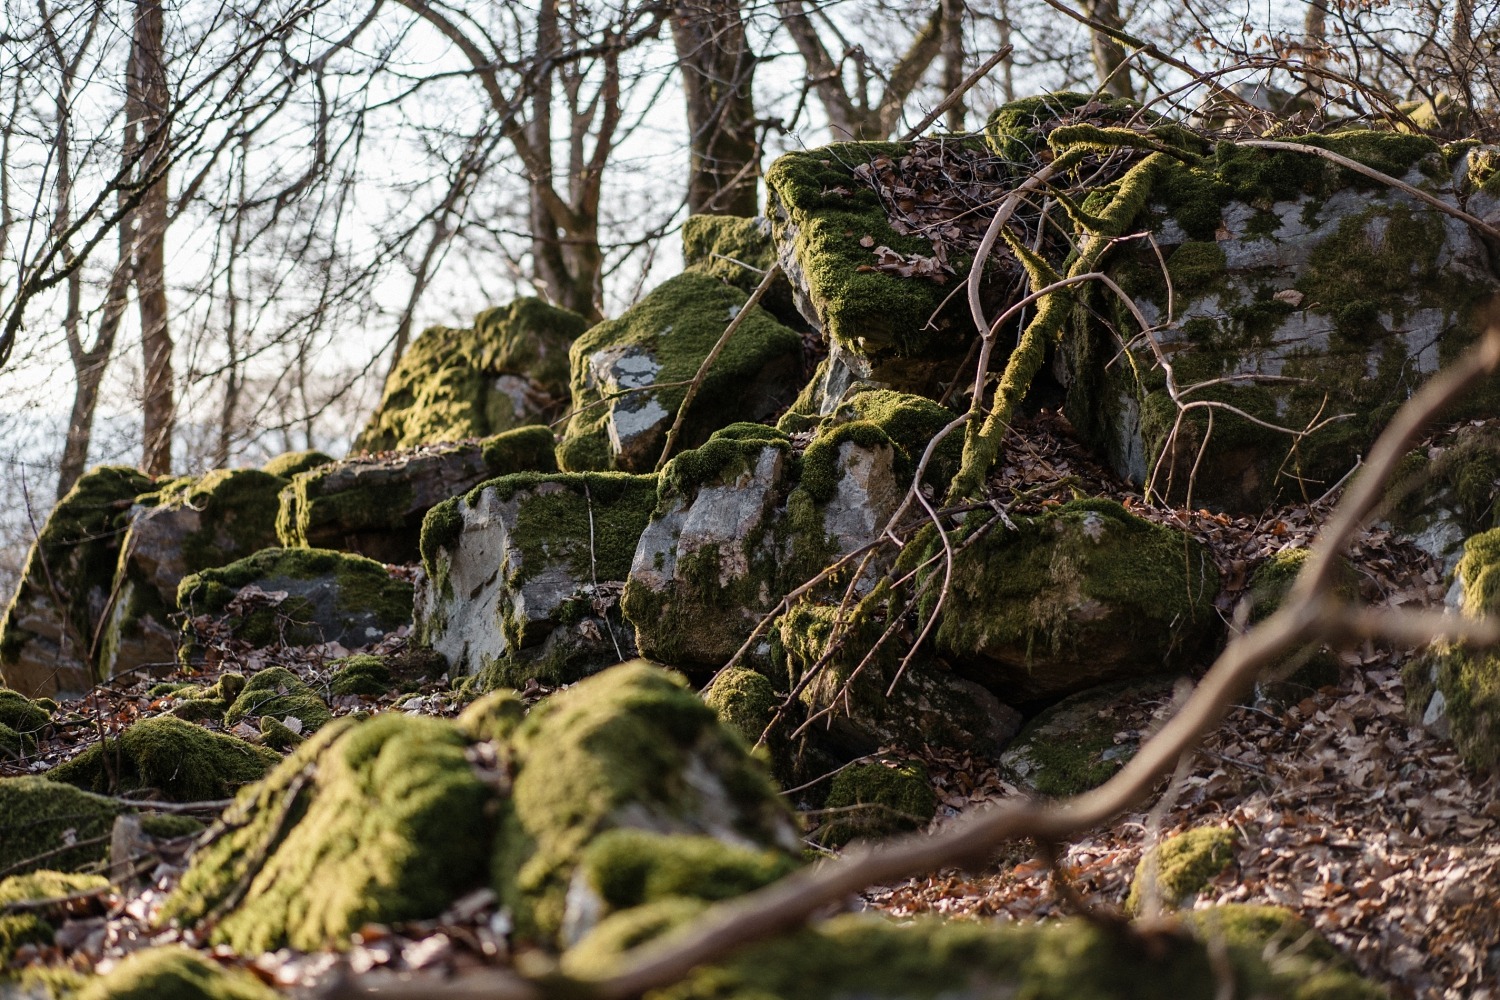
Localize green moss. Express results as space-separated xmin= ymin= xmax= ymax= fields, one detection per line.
xmin=1126 ymin=826 xmax=1239 ymax=913
xmin=258 ymin=716 xmax=304 ymax=751
xmin=75 ymin=946 xmax=280 ymax=1000
xmin=419 ymin=497 xmax=464 ymax=575
xmin=495 ymin=661 xmax=798 ymax=943
xmin=0 ymin=690 xmax=48 ymax=754
xmin=0 ymin=465 xmax=155 ymax=694
xmin=1186 ymin=905 xmax=1382 ymax=1000
xmin=581 ymin=828 xmax=799 ymax=913
xmin=178 ymin=548 xmax=413 ymax=653
xmin=162 ymin=672 xmax=245 ymax=723
xmin=49 ymin=716 xmax=278 ymax=802
xmin=703 ymin=666 xmax=778 ymax=750
xmin=148 ymin=470 xmax=287 ymax=576
xmin=0 ymin=776 xmax=118 ymax=876
xmin=568 ymin=909 xmax=1378 ymax=1000
xmin=659 ymin=424 xmax=790 ymax=501
xmin=0 ymin=871 xmax=109 ymax=970
xmin=1418 ymin=528 xmax=1500 ymax=770
xmin=456 ymin=689 xmax=526 ymax=744
xmin=480 ymin=424 xmax=559 ymax=474
xmin=329 ymin=654 xmax=391 ymax=697
xmin=224 ymin=667 xmax=333 ymax=732
xmin=928 ymin=500 xmax=1219 ymax=693
xmin=764 ymin=145 xmax=972 ymax=362
xmin=1166 ymin=241 xmax=1228 ymax=297
xmin=358 ymin=297 xmax=587 ymax=453
xmin=817 ymin=758 xmax=936 ymax=846
xmin=261 ymin=450 xmax=334 ymax=478
xmin=557 ymin=269 xmax=801 ymax=472
xmin=163 ymin=713 xmax=492 ymax=953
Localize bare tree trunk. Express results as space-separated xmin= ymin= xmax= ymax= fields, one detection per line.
xmin=671 ymin=0 xmax=759 ymax=216
xmin=940 ymin=0 xmax=967 ymax=132
xmin=57 ymin=261 xmax=129 ymax=498
xmin=128 ymin=0 xmax=174 ymax=476
xmin=1084 ymin=0 xmax=1135 ymax=100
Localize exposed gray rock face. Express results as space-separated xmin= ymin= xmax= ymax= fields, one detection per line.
xmin=276 ymin=425 xmax=556 ymax=564
xmin=101 ymin=469 xmax=286 ymax=679
xmin=556 ymin=269 xmax=804 ymax=474
xmin=416 ymin=473 xmax=656 ymax=687
xmin=1070 ymin=141 xmax=1500 ymax=512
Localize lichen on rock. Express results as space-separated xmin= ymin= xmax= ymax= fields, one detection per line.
xmin=418 ymin=471 xmax=656 ymax=688
xmin=48 ymin=715 xmax=279 ymax=802
xmin=556 ymin=269 xmax=803 ymax=473
xmin=357 ymin=297 xmax=586 ymax=453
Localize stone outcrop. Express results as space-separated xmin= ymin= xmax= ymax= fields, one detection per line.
xmin=556 ymin=269 xmax=804 ymax=473
xmin=356 ymin=297 xmax=586 ymax=453
xmin=276 ymin=425 xmax=556 ymax=563
xmin=417 ymin=472 xmax=656 ymax=687
xmin=178 ymin=548 xmax=414 ymax=659
xmin=0 ymin=466 xmax=155 ymax=696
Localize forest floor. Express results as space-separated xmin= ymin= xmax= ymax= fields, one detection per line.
xmin=4 ymin=412 xmax=1498 ymax=1000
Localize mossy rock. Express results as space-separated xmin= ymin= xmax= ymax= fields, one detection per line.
xmin=999 ymin=678 xmax=1176 ymax=797
xmin=764 ymin=141 xmax=985 ymax=393
xmin=0 ymin=871 xmax=109 ymax=970
xmin=48 ymin=716 xmax=279 ymax=802
xmin=1245 ymin=548 xmax=1353 ymax=702
xmin=419 ymin=472 xmax=656 ymax=684
xmin=557 ymin=268 xmax=803 ymax=473
xmin=163 ymin=713 xmax=493 ymax=953
xmin=328 ymin=654 xmax=392 ymax=696
xmin=75 ymin=946 xmax=280 ymax=1000
xmin=1408 ymin=527 xmax=1500 ymax=770
xmin=178 ymin=547 xmax=413 ymax=657
xmin=276 ymin=425 xmax=557 ymax=564
xmin=564 ymin=907 xmax=1383 ymax=1000
xmin=1058 ymin=119 xmax=1497 ymax=511
xmin=927 ymin=499 xmax=1220 ymax=701
xmin=223 ymin=666 xmax=333 ymax=732
xmin=1383 ymin=422 xmax=1500 ymax=571
xmin=497 ymin=661 xmax=801 ymax=945
xmin=357 ymin=297 xmax=587 ymax=453
xmin=681 ymin=214 xmax=802 ymax=328
xmin=261 ymin=450 xmax=335 ymax=478
xmin=0 ymin=689 xmax=49 ymax=756
xmin=161 ymin=672 xmax=246 ymax=723
xmin=1126 ymin=826 xmax=1239 ymax=914
xmin=0 ymin=466 xmax=156 ymax=696
xmin=0 ymin=776 xmax=118 ymax=876
xmin=816 ymin=758 xmax=936 ymax=847
xmin=101 ymin=469 xmax=289 ymax=679
xmin=578 ymin=828 xmax=799 ymax=914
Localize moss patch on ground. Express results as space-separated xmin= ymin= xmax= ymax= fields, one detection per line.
xmin=1127 ymin=826 xmax=1240 ymax=914
xmin=49 ymin=716 xmax=279 ymax=802
xmin=223 ymin=667 xmax=333 ymax=732
xmin=0 ymin=776 xmax=118 ymax=876
xmin=75 ymin=946 xmax=280 ymax=1000
xmin=163 ymin=714 xmax=492 ymax=953
xmin=817 ymin=758 xmax=936 ymax=846
xmin=357 ymin=297 xmax=587 ymax=453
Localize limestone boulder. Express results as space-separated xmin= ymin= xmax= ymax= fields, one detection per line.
xmin=623 ymin=391 xmax=961 ymax=672
xmin=929 ymin=499 xmax=1220 ymax=702
xmin=101 ymin=469 xmax=287 ymax=680
xmin=0 ymin=466 xmax=154 ymax=696
xmin=276 ymin=425 xmax=556 ymax=563
xmin=416 ymin=472 xmax=657 ymax=687
xmin=556 ymin=269 xmax=804 ymax=473
xmin=177 ymin=548 xmax=414 ymax=660
xmin=162 ymin=662 xmax=799 ymax=952
xmin=357 ymin=297 xmax=586 ymax=453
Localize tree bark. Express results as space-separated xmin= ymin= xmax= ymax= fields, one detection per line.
xmin=127 ymin=0 xmax=174 ymax=475
xmin=671 ymin=0 xmax=759 ymax=216
xmin=1084 ymin=0 xmax=1135 ymax=100
xmin=939 ymin=0 xmax=967 ymax=132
